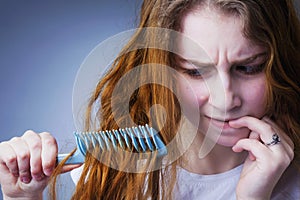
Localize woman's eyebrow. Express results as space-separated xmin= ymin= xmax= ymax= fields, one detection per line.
xmin=178 ymin=52 xmax=267 ymax=68
xmin=178 ymin=56 xmax=215 ymax=68
xmin=232 ymin=52 xmax=267 ymax=65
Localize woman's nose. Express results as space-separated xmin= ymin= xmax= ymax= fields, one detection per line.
xmin=207 ymin=72 xmax=241 ymax=112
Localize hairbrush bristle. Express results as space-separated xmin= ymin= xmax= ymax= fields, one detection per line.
xmin=57 ymin=124 xmax=167 ymax=164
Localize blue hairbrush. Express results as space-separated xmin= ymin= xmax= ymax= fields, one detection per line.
xmin=57 ymin=124 xmax=167 ymax=164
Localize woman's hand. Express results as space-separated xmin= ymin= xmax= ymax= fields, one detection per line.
xmin=229 ymin=116 xmax=294 ymax=200
xmin=0 ymin=130 xmax=77 ymax=200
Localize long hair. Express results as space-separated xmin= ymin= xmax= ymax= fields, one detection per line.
xmin=50 ymin=0 xmax=300 ymax=199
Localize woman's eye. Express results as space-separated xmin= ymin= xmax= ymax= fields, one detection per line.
xmin=235 ymin=64 xmax=265 ymax=75
xmin=185 ymin=69 xmax=204 ymax=78
xmin=176 ymin=59 xmax=216 ymax=79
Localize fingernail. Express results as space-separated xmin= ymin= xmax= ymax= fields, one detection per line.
xmin=44 ymin=168 xmax=53 ymax=176
xmin=229 ymin=120 xmax=236 ymax=124
xmin=21 ymin=176 xmax=31 ymax=184
xmin=229 ymin=120 xmax=239 ymax=128
xmin=33 ymin=174 xmax=44 ymax=181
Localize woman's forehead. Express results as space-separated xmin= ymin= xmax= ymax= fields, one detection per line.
xmin=177 ymin=8 xmax=265 ymax=63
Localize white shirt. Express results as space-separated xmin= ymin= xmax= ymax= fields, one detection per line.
xmin=71 ymin=164 xmax=300 ymax=199
xmin=173 ymin=165 xmax=241 ymax=200
xmin=173 ymin=164 xmax=300 ymax=200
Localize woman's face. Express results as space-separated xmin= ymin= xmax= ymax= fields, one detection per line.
xmin=176 ymin=8 xmax=267 ymax=147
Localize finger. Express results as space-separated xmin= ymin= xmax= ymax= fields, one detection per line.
xmin=40 ymin=132 xmax=58 ymax=176
xmin=261 ymin=117 xmax=294 ymax=159
xmin=248 ymin=131 xmax=260 ymax=141
xmin=230 ymin=117 xmax=291 ymax=160
xmin=22 ymin=130 xmax=44 ymax=181
xmin=232 ymin=138 xmax=271 ymax=161
xmin=229 ymin=116 xmax=280 ymax=145
xmin=262 ymin=117 xmax=294 ymax=150
xmin=9 ymin=137 xmax=32 ymax=183
xmin=0 ymin=142 xmax=19 ymax=177
xmin=247 ymin=131 xmax=260 ymax=161
xmin=233 ymin=137 xmax=293 ymax=170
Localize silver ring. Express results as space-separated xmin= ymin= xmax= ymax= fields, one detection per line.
xmin=266 ymin=134 xmax=281 ymax=146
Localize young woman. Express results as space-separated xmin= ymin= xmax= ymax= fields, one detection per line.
xmin=1 ymin=0 xmax=299 ymax=199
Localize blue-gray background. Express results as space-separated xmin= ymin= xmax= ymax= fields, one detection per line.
xmin=0 ymin=0 xmax=299 ymax=199
xmin=0 ymin=0 xmax=141 ymax=199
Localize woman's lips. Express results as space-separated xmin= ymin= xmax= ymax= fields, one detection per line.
xmin=205 ymin=116 xmax=236 ymax=130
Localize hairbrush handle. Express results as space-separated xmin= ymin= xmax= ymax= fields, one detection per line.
xmin=57 ymin=131 xmax=87 ymax=164
xmin=57 ymin=149 xmax=85 ymax=165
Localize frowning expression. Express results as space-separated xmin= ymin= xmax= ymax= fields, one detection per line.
xmin=176 ymin=8 xmax=267 ymax=146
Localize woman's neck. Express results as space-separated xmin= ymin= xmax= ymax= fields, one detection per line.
xmin=179 ymin=133 xmax=247 ymax=175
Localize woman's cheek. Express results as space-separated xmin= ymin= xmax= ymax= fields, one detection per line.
xmin=243 ymin=79 xmax=267 ymax=117
xmin=178 ymin=81 xmax=209 ymax=126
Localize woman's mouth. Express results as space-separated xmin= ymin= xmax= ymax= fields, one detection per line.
xmin=205 ymin=116 xmax=234 ymax=130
